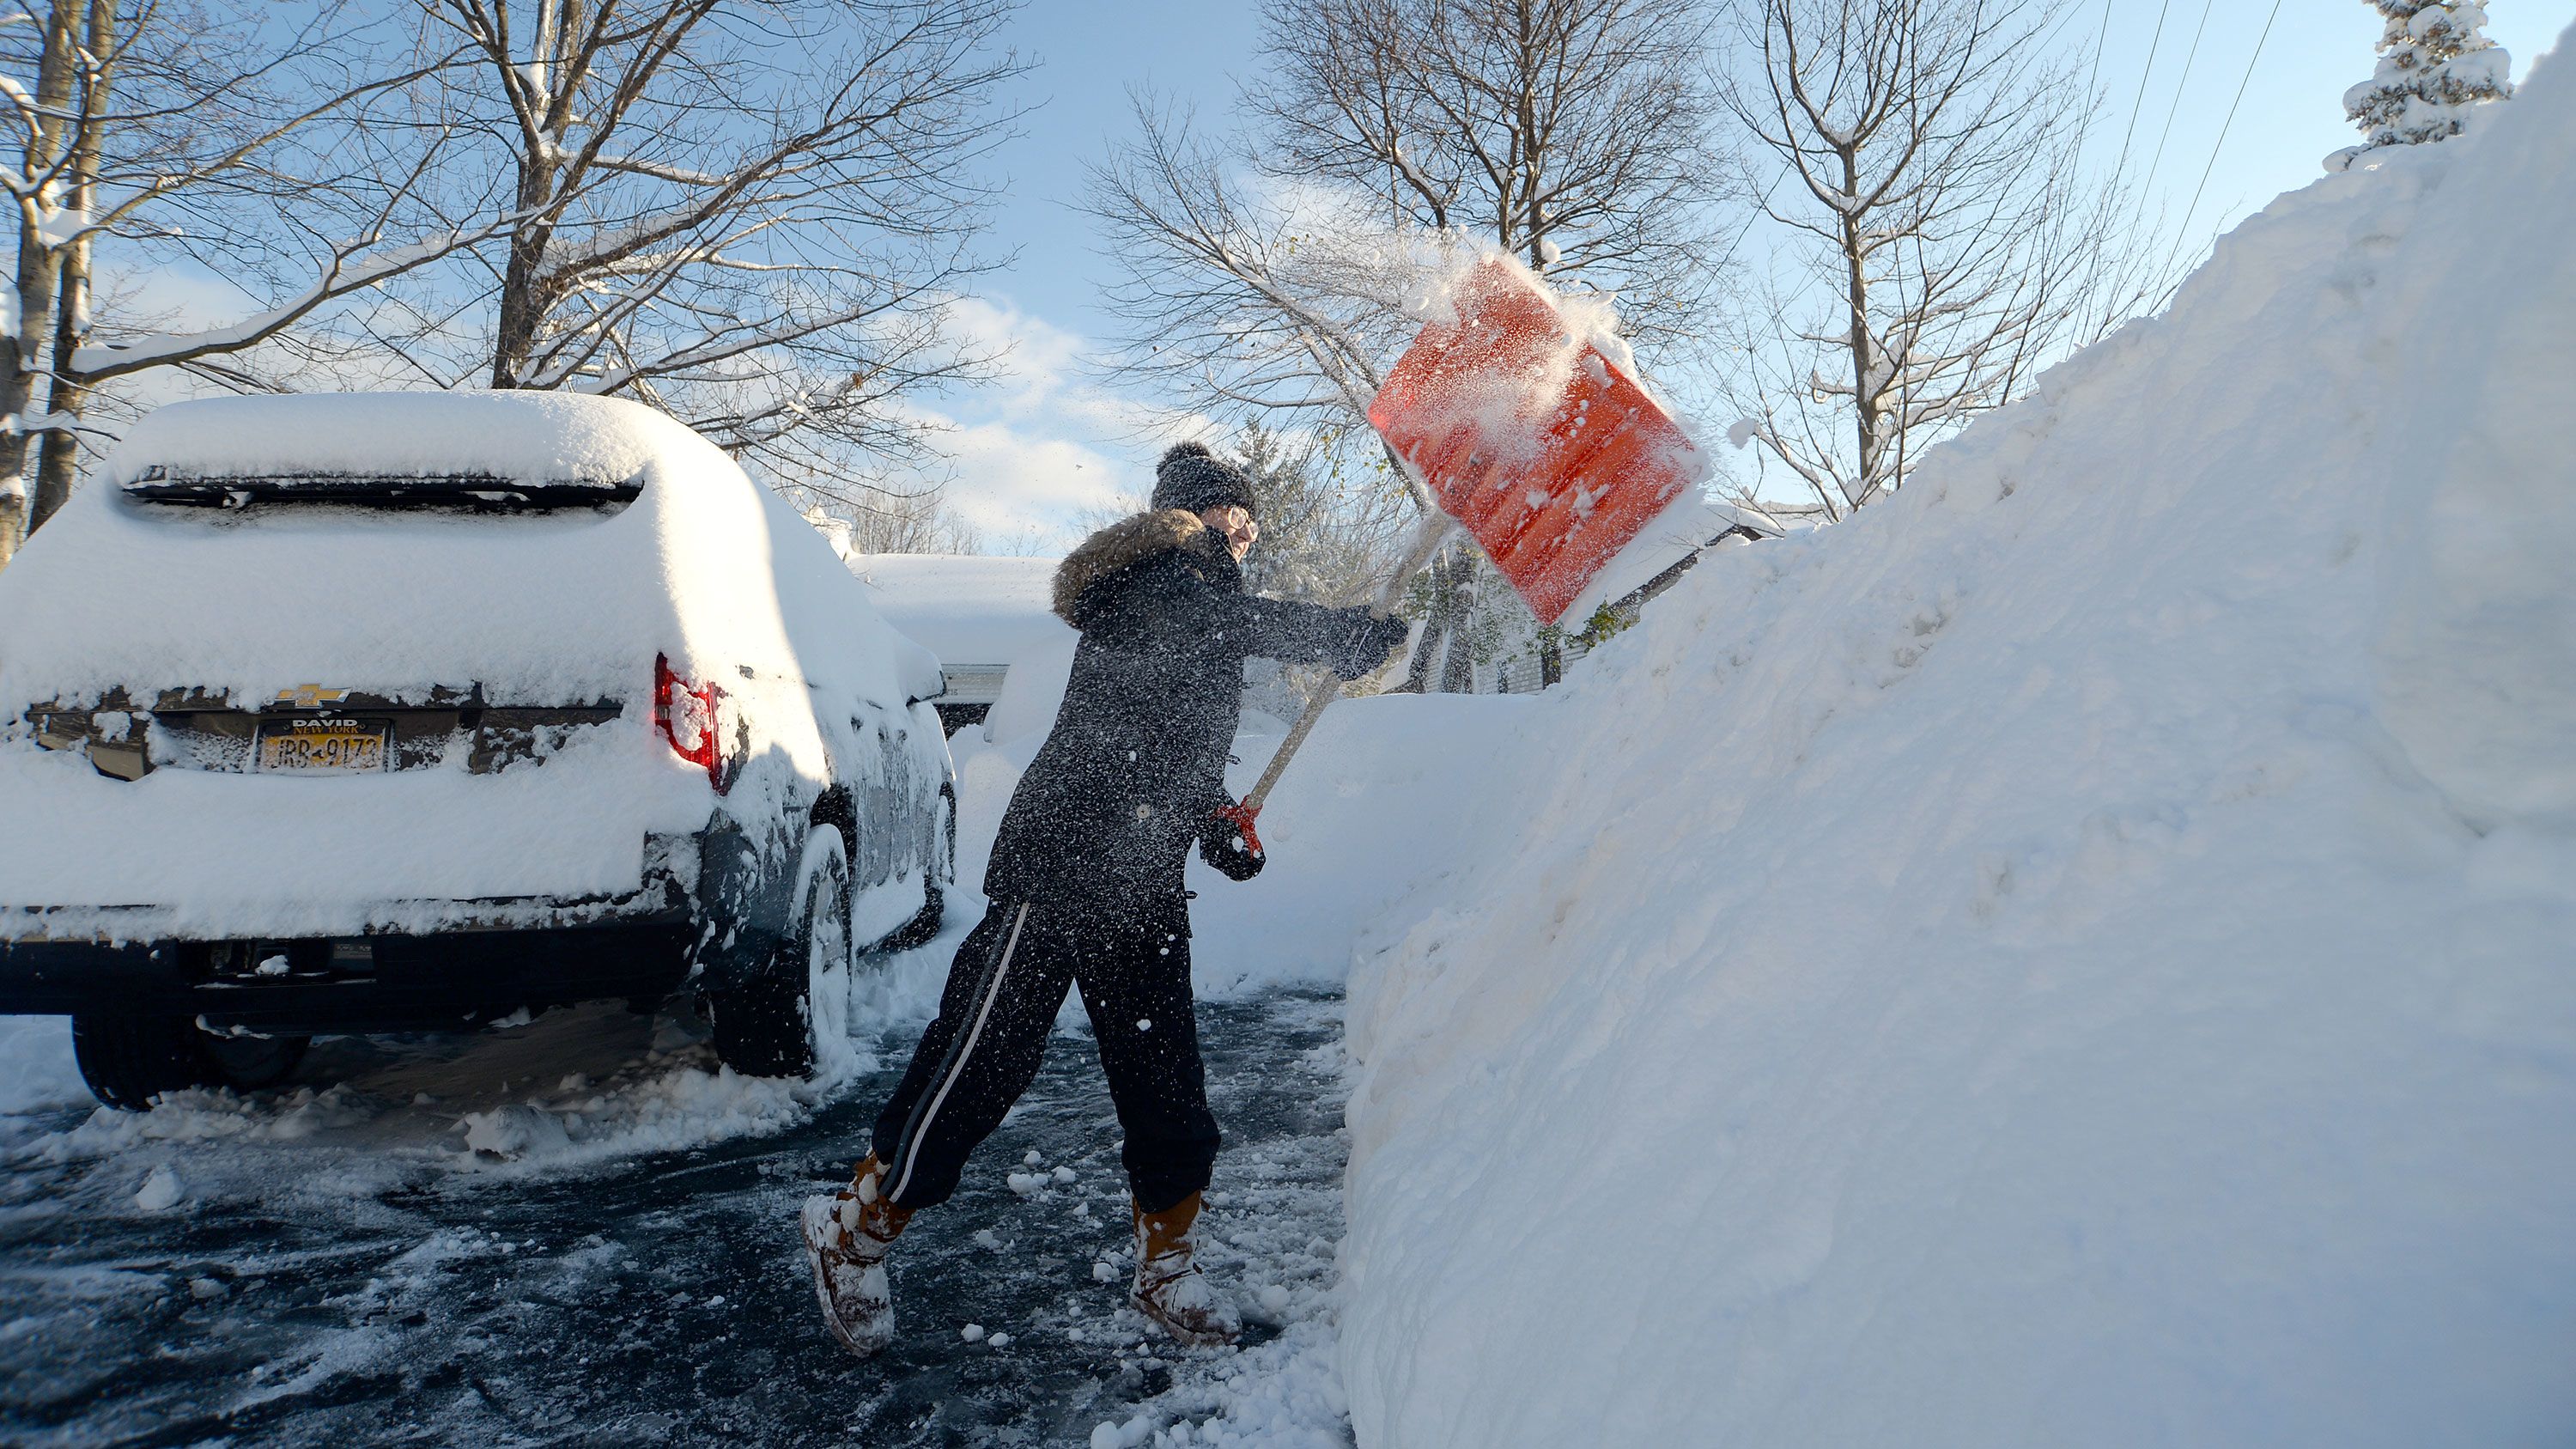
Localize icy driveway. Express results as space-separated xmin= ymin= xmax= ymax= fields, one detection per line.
xmin=0 ymin=989 xmax=1355 ymax=1446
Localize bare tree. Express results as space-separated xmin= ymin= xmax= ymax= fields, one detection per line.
xmin=1090 ymin=0 xmax=1723 ymax=435
xmin=808 ymin=484 xmax=981 ymax=557
xmin=364 ymin=0 xmax=1024 ymax=508
xmin=1716 ymin=0 xmax=2148 ymax=519
xmin=1084 ymin=0 xmax=1726 ymax=691
xmin=1085 ymin=101 xmax=1437 ymax=440
xmin=1247 ymin=0 xmax=1725 ymax=352
xmin=0 ymin=1 xmax=483 ymax=567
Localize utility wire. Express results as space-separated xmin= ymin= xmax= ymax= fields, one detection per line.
xmin=2110 ymin=0 xmax=2180 ymax=180
xmin=1712 ymin=161 xmax=1794 ymax=278
xmin=2069 ymin=0 xmax=2118 ymax=175
xmin=2141 ymin=0 xmax=2220 ymax=200
xmin=2082 ymin=0 xmax=2116 ymax=98
xmin=2176 ymin=0 xmax=2286 ymax=243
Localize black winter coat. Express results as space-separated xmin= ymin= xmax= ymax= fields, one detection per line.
xmin=981 ymin=508 xmax=1394 ymax=923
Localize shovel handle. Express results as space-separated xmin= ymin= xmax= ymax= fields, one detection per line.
xmin=1212 ymin=798 xmax=1265 ymax=856
xmin=1238 ymin=514 xmax=1454 ymax=818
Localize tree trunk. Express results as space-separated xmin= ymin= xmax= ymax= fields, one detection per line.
xmin=1436 ymin=539 xmax=1477 ymax=693
xmin=28 ymin=0 xmax=114 ymax=533
xmin=490 ymin=154 xmax=561 ymax=388
xmin=1398 ymin=551 xmax=1447 ymax=692
xmin=1838 ymin=143 xmax=1881 ymax=508
xmin=31 ymin=247 xmax=88 ymax=531
xmin=489 ymin=0 xmax=583 ymax=390
xmin=0 ymin=0 xmax=82 ymax=565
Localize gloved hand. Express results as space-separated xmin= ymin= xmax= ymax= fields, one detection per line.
xmin=1329 ymin=611 xmax=1413 ymax=680
xmin=1200 ymin=797 xmax=1266 ymax=881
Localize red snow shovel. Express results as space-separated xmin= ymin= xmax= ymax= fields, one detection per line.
xmin=1223 ymin=257 xmax=1705 ymax=851
xmin=1368 ymin=257 xmax=1706 ymax=626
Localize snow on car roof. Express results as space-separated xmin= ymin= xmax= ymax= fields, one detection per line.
xmin=100 ymin=389 xmax=726 ymax=489
xmin=845 ymin=554 xmax=1072 ymax=668
xmin=0 ymin=391 xmax=927 ymax=713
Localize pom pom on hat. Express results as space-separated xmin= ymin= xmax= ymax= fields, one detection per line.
xmin=1152 ymin=440 xmax=1258 ymax=519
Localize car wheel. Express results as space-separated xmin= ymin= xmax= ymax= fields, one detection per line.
xmin=70 ymin=1015 xmax=312 ymax=1111
xmin=884 ymin=789 xmax=954 ymax=951
xmin=707 ymin=831 xmax=853 ymax=1079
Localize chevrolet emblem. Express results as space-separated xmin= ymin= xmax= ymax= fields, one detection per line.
xmin=275 ymin=684 xmax=351 ymax=709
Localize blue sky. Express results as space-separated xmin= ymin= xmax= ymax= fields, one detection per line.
xmin=934 ymin=0 xmax=2574 ymax=550
xmin=105 ymin=3 xmax=2575 ymax=550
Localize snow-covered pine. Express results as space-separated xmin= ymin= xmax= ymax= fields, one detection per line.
xmin=2339 ymin=1 xmax=2513 ymax=161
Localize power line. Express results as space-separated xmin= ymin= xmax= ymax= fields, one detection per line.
xmin=2069 ymin=0 xmax=2117 ymax=175
xmin=2176 ymin=0 xmax=2287 ymax=244
xmin=2110 ymin=0 xmax=2180 ymax=180
xmin=1712 ymin=161 xmax=1793 ymax=278
xmin=2141 ymin=0 xmax=2220 ymax=200
xmin=2083 ymin=0 xmax=2115 ymax=100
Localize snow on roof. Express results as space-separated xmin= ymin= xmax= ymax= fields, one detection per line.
xmin=0 ymin=390 xmax=931 ymax=712
xmin=100 ymin=389 xmax=726 ymax=488
xmin=844 ymin=554 xmax=1073 ymax=668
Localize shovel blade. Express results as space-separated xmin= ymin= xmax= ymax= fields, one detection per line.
xmin=1367 ymin=259 xmax=1705 ymax=625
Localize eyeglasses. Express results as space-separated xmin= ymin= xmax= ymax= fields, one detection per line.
xmin=1211 ymin=507 xmax=1259 ymax=542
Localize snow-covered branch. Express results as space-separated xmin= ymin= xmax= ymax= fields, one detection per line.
xmin=70 ymin=221 xmax=513 ymax=382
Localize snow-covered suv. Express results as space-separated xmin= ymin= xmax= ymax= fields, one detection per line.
xmin=0 ymin=392 xmax=956 ymax=1107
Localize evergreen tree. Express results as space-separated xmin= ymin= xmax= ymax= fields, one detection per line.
xmin=1232 ymin=423 xmax=1328 ymax=602
xmin=1230 ymin=423 xmax=1413 ymax=607
xmin=2337 ymin=1 xmax=2512 ymax=165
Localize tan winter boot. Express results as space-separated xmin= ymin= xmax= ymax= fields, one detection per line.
xmin=1130 ymin=1190 xmax=1240 ymax=1348
xmin=800 ymin=1154 xmax=914 ymax=1359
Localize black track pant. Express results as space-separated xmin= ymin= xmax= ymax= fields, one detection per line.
xmin=870 ymin=899 xmax=1219 ymax=1215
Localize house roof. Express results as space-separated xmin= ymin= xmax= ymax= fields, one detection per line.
xmin=845 ymin=553 xmax=1074 ymax=671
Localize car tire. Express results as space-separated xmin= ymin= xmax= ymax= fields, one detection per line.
xmin=70 ymin=1015 xmax=311 ymax=1111
xmin=707 ymin=831 xmax=852 ymax=1079
xmin=883 ymin=789 xmax=955 ymax=952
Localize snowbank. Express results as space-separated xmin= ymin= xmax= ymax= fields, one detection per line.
xmin=1334 ymin=33 xmax=2576 ymax=1449
xmin=1197 ymin=694 xmax=1525 ymax=998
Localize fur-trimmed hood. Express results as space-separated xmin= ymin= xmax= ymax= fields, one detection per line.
xmin=1051 ymin=508 xmax=1225 ymax=623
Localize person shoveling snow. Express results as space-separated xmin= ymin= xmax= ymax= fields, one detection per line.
xmin=804 ymin=252 xmax=1713 ymax=1360
xmin=801 ymin=442 xmax=1409 ymax=1357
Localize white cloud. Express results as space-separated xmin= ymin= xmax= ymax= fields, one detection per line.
xmin=931 ymin=413 xmax=1133 ymax=549
xmin=80 ymin=264 xmax=1200 ymax=555
xmin=916 ymin=294 xmax=1217 ymax=553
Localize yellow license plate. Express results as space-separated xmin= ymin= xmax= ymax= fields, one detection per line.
xmin=256 ymin=723 xmax=388 ymax=773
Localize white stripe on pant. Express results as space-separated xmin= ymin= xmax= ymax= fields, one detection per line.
xmin=886 ymin=902 xmax=1030 ymax=1204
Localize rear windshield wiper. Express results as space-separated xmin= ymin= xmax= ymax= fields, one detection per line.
xmin=122 ymin=467 xmax=644 ymax=512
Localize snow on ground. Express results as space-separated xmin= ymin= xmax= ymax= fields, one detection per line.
xmin=0 ymin=986 xmax=1358 ymax=1446
xmin=1327 ymin=32 xmax=2576 ymax=1449
xmin=0 ymin=672 xmax=1427 ymax=1441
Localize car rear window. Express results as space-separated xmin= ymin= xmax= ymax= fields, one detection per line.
xmin=120 ymin=467 xmax=643 ymax=514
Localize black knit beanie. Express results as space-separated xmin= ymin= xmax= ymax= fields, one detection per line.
xmin=1151 ymin=441 xmax=1258 ymax=518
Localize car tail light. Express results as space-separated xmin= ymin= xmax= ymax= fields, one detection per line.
xmin=653 ymin=654 xmax=729 ymax=793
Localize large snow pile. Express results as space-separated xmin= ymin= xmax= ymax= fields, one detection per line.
xmin=1333 ymin=31 xmax=2576 ymax=1449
